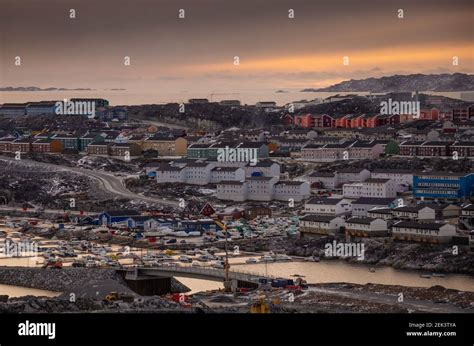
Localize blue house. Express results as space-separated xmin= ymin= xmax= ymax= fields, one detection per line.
xmin=98 ymin=210 xmax=142 ymax=226
xmin=126 ymin=216 xmax=154 ymax=229
xmin=414 ymin=172 xmax=474 ymax=201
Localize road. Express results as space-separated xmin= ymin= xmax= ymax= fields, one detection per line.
xmin=135 ymin=119 xmax=190 ymax=130
xmin=0 ymin=156 xmax=179 ymax=207
xmin=306 ymin=286 xmax=472 ymax=313
xmin=0 ymin=205 xmax=95 ymax=216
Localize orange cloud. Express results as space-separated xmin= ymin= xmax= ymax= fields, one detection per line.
xmin=185 ymin=43 xmax=474 ymax=75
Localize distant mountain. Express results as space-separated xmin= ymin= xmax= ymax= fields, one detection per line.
xmin=0 ymin=86 xmax=94 ymax=91
xmin=302 ymin=73 xmax=474 ymax=92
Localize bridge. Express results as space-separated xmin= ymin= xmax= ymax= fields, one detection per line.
xmin=124 ymin=264 xmax=275 ymax=288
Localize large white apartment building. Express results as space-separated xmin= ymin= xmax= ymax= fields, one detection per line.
xmin=156 ymin=165 xmax=187 ymax=183
xmin=301 ymin=141 xmax=354 ymax=162
xmin=301 ymin=140 xmax=384 ymax=162
xmin=184 ymin=162 xmax=215 ymax=185
xmin=216 ymin=177 xmax=310 ymax=202
xmin=349 ymin=141 xmax=385 ymax=160
xmin=210 ymin=166 xmax=245 ymax=183
xmin=216 ymin=181 xmax=248 ymax=202
xmin=246 ymin=176 xmax=279 ymax=201
xmin=308 ymin=172 xmax=337 ymax=189
xmin=307 ymin=168 xmax=371 ymax=190
xmin=244 ymin=160 xmax=280 ymax=177
xmin=343 ymin=178 xmax=397 ymax=198
xmin=370 ymin=169 xmax=414 ymax=191
xmin=337 ymin=168 xmax=371 ymax=185
xmin=273 ymin=181 xmax=310 ymax=202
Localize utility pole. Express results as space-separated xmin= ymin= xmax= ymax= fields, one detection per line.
xmin=223 ymin=221 xmax=231 ymax=292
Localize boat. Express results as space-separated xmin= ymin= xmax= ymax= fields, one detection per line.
xmin=432 ymin=273 xmax=446 ymax=278
xmin=212 ymin=261 xmax=225 ymax=269
xmin=179 ymin=256 xmax=192 ymax=263
xmin=245 ymin=258 xmax=257 ymax=264
xmin=274 ymin=254 xmax=292 ymax=262
xmin=259 ymin=255 xmax=274 ymax=262
xmin=198 ymin=254 xmax=215 ymax=262
xmin=420 ymin=274 xmax=431 ymax=279
xmin=207 ymin=247 xmax=220 ymax=254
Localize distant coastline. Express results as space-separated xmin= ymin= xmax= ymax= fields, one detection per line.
xmin=0 ymin=86 xmax=95 ymax=92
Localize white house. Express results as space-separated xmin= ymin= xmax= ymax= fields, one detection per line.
xmin=345 ymin=217 xmax=388 ymax=237
xmin=143 ymin=218 xmax=160 ymax=231
xmin=348 ymin=141 xmax=385 ymax=160
xmin=301 ymin=141 xmax=354 ymax=162
xmin=273 ymin=181 xmax=310 ymax=202
xmin=371 ymin=169 xmax=414 ymax=191
xmin=304 ymin=197 xmax=352 ymax=216
xmin=299 ymin=215 xmax=345 ymax=237
xmin=367 ymin=207 xmax=393 ymax=220
xmin=352 ymin=197 xmax=398 ymax=217
xmin=391 ymin=221 xmax=456 ymax=243
xmin=308 ymin=172 xmax=338 ymax=189
xmin=343 ymin=178 xmax=396 ymax=199
xmin=337 ymin=168 xmax=371 ymax=185
xmin=392 ymin=205 xmax=436 ymax=221
xmin=281 ymin=129 xmax=319 ymax=140
xmin=461 ymin=204 xmax=474 ymax=221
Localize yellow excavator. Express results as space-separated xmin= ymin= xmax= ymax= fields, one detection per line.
xmin=213 ymin=219 xmax=232 ymax=292
xmin=104 ymin=292 xmax=134 ymax=303
xmin=250 ymin=296 xmax=271 ymax=313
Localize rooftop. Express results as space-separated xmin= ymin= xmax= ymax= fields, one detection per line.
xmin=300 ymin=214 xmax=339 ymax=223
xmin=353 ymin=197 xmax=397 ymax=205
xmin=346 ymin=217 xmax=376 ymax=225
xmin=393 ymin=221 xmax=447 ymax=230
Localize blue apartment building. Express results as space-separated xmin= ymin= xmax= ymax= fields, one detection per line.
xmin=413 ymin=172 xmax=474 ymax=201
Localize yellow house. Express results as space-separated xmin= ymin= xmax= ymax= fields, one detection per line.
xmin=141 ymin=136 xmax=187 ymax=156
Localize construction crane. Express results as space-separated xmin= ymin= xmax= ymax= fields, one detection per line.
xmin=214 ymin=219 xmax=231 ymax=292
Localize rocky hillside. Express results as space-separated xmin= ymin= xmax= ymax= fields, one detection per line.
xmin=303 ymin=73 xmax=474 ymax=92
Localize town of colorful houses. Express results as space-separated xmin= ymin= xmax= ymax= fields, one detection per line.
xmin=0 ymin=94 xmax=473 ymax=249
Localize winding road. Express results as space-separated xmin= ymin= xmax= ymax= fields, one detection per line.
xmin=0 ymin=156 xmax=179 ymax=207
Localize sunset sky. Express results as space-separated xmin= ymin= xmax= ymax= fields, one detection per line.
xmin=1 ymin=0 xmax=473 ymax=94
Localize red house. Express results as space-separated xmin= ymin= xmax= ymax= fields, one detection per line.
xmin=314 ymin=114 xmax=334 ymax=128
xmin=335 ymin=115 xmax=351 ymax=128
xmin=293 ymin=114 xmax=315 ymax=128
xmin=199 ymin=203 xmax=216 ymax=217
xmin=366 ymin=114 xmax=380 ymax=128
xmin=419 ymin=108 xmax=439 ymax=121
